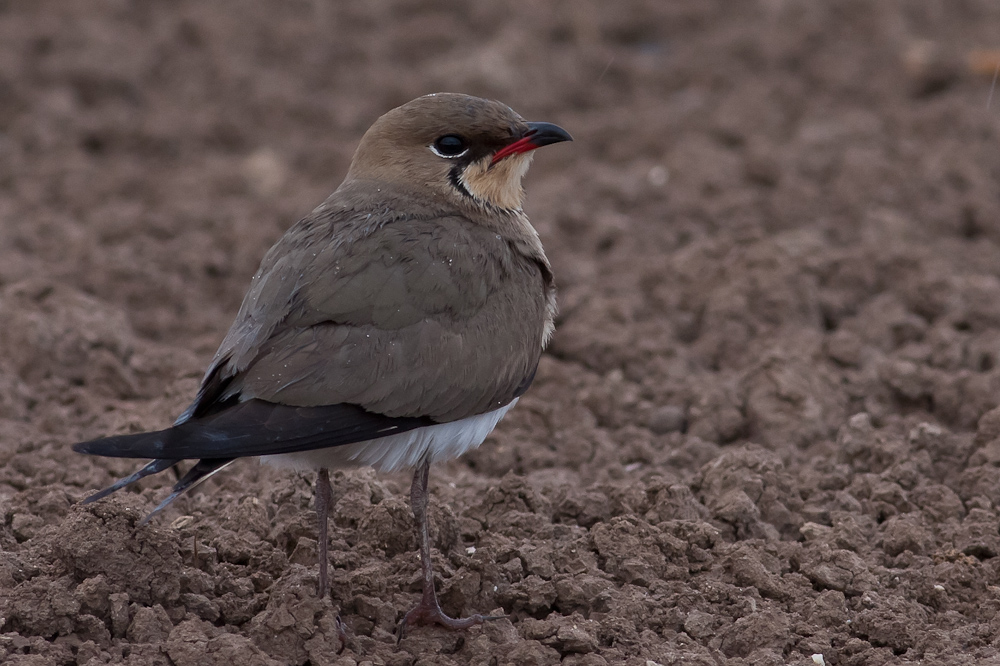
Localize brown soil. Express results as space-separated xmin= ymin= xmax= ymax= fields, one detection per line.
xmin=3 ymin=1 xmax=1000 ymax=665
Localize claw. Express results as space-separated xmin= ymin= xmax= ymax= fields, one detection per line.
xmin=335 ymin=614 xmax=349 ymax=654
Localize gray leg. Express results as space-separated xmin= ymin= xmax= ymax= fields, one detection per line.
xmin=316 ymin=467 xmax=333 ymax=597
xmin=316 ymin=468 xmax=349 ymax=652
xmin=397 ymin=459 xmax=501 ymax=639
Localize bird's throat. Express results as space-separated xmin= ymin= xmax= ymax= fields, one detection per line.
xmin=458 ymin=153 xmax=533 ymax=211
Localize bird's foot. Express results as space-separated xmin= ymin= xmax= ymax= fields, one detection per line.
xmin=397 ymin=460 xmax=505 ymax=642
xmin=396 ymin=591 xmax=503 ymax=641
xmin=335 ymin=615 xmax=349 ymax=654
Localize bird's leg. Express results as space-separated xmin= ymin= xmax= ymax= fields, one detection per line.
xmin=398 ymin=459 xmax=500 ymax=639
xmin=316 ymin=467 xmax=333 ymax=597
xmin=316 ymin=469 xmax=350 ymax=653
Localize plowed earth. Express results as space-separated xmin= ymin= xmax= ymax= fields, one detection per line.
xmin=3 ymin=2 xmax=1000 ymax=665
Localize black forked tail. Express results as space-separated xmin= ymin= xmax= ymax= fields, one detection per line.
xmin=80 ymin=457 xmax=234 ymax=524
xmin=138 ymin=458 xmax=235 ymax=525
xmin=80 ymin=458 xmax=181 ymax=505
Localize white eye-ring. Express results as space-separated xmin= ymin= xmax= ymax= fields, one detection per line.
xmin=430 ymin=135 xmax=468 ymax=159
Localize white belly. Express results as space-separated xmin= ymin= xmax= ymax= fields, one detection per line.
xmin=261 ymin=399 xmax=517 ymax=473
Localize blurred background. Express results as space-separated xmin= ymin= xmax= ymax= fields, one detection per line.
xmin=3 ymin=2 xmax=1000 ymax=664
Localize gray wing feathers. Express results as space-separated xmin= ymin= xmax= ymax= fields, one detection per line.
xmin=193 ymin=210 xmax=546 ymax=423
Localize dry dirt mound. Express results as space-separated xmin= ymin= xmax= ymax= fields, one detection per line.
xmin=3 ymin=1 xmax=1000 ymax=665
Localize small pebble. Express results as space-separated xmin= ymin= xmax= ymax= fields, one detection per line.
xmin=649 ymin=405 xmax=685 ymax=434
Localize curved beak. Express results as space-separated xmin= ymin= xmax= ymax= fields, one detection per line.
xmin=491 ymin=122 xmax=573 ymax=166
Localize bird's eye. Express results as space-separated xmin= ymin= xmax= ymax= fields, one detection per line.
xmin=430 ymin=134 xmax=468 ymax=158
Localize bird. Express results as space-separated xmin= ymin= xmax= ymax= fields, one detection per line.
xmin=73 ymin=92 xmax=571 ymax=635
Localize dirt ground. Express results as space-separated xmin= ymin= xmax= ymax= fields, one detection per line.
xmin=3 ymin=1 xmax=1000 ymax=665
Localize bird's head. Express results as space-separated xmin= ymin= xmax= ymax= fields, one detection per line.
xmin=346 ymin=93 xmax=572 ymax=212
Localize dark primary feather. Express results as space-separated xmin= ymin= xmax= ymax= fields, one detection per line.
xmin=72 ymin=399 xmax=435 ymax=460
